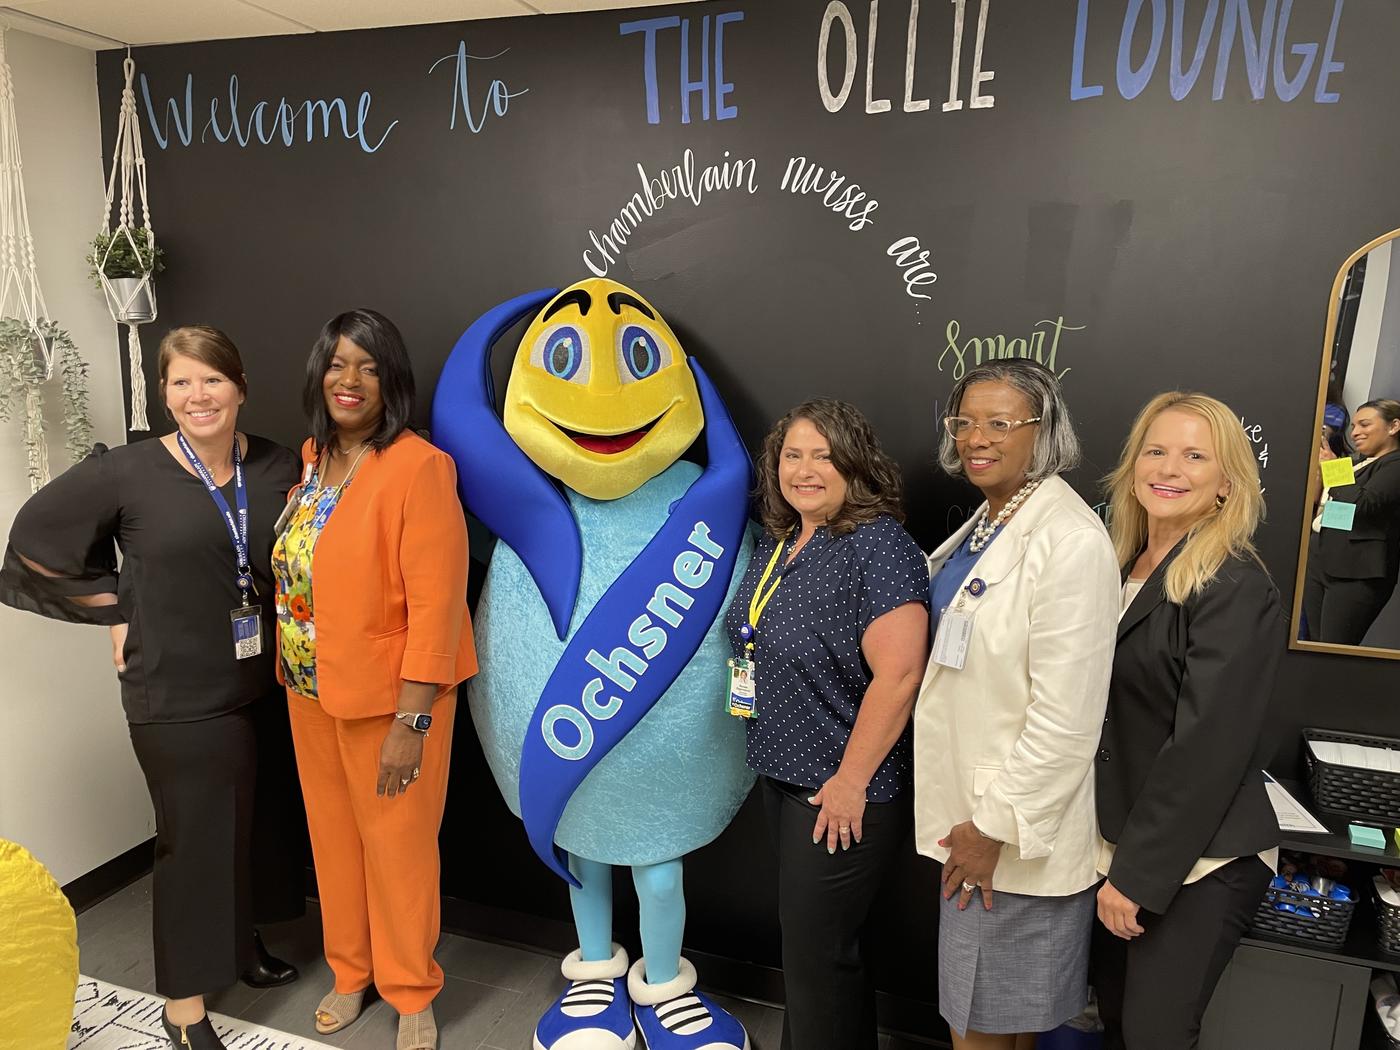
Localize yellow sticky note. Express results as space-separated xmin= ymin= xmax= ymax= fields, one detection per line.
xmin=1321 ymin=457 xmax=1356 ymax=488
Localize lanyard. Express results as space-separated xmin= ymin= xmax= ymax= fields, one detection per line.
xmin=741 ymin=534 xmax=790 ymax=652
xmin=177 ymin=432 xmax=253 ymax=601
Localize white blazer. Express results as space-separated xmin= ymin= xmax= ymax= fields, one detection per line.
xmin=913 ymin=474 xmax=1119 ymax=897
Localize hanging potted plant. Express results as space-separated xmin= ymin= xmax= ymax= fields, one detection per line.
xmin=0 ymin=319 xmax=92 ymax=492
xmin=87 ymin=227 xmax=164 ymax=324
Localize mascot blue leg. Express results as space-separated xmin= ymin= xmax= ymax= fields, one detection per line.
xmin=571 ymin=855 xmax=618 ymax=964
xmin=533 ymin=858 xmax=637 ymax=1050
xmin=632 ymin=860 xmax=683 ymax=984
xmin=628 ymin=859 xmax=749 ymax=1050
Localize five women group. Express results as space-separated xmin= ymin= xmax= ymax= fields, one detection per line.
xmin=0 ymin=306 xmax=1339 ymax=1050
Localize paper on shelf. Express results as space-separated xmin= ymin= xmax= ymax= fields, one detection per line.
xmin=1264 ymin=773 xmax=1330 ymax=833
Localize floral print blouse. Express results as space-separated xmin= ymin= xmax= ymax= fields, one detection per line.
xmin=272 ymin=472 xmax=345 ymax=700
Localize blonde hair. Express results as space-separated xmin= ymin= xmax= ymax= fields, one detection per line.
xmin=1105 ymin=392 xmax=1265 ymax=603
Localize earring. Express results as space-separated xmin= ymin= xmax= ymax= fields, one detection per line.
xmin=1216 ymin=494 xmax=1227 ymax=508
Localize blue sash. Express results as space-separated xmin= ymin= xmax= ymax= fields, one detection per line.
xmin=431 ymin=291 xmax=751 ymax=885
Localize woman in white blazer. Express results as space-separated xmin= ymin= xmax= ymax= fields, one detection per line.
xmin=914 ymin=360 xmax=1119 ymax=1049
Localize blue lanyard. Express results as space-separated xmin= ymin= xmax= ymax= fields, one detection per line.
xmin=176 ymin=432 xmax=253 ymax=599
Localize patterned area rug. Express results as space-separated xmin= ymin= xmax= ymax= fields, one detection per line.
xmin=70 ymin=976 xmax=335 ymax=1050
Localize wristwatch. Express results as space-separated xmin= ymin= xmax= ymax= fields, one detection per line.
xmin=394 ymin=711 xmax=433 ymax=733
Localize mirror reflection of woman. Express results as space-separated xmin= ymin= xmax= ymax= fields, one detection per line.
xmin=1303 ymin=398 xmax=1400 ymax=645
xmin=1093 ymin=393 xmax=1285 ymax=1050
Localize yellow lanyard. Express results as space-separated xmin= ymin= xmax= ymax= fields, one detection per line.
xmin=744 ymin=536 xmax=789 ymax=652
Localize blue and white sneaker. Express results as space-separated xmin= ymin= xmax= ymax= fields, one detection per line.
xmin=629 ymin=957 xmax=749 ymax=1050
xmin=534 ymin=944 xmax=638 ymax=1050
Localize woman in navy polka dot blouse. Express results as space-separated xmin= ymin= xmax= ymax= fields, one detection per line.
xmin=724 ymin=398 xmax=930 ymax=1050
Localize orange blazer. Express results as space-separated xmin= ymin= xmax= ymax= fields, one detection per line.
xmin=282 ymin=430 xmax=477 ymax=719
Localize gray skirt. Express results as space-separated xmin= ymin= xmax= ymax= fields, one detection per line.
xmin=938 ymin=883 xmax=1096 ymax=1036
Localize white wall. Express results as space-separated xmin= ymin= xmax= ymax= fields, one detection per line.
xmin=1344 ymin=239 xmax=1390 ymax=412
xmin=0 ymin=29 xmax=153 ymax=886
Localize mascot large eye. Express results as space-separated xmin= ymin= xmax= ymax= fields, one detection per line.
xmin=617 ymin=325 xmax=673 ymax=384
xmin=529 ymin=325 xmax=591 ymax=384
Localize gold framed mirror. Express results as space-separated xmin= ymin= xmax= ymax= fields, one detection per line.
xmin=1290 ymin=229 xmax=1400 ymax=659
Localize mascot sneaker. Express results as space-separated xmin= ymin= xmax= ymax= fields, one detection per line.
xmin=535 ymin=944 xmax=638 ymax=1050
xmin=628 ymin=958 xmax=749 ymax=1050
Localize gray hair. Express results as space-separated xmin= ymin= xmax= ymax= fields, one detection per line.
xmin=937 ymin=359 xmax=1081 ymax=480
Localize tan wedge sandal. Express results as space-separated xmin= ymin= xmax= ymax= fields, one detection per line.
xmin=397 ymin=1005 xmax=437 ymax=1050
xmin=314 ymin=988 xmax=366 ymax=1035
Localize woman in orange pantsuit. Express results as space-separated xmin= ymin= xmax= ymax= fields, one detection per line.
xmin=273 ymin=309 xmax=476 ymax=1050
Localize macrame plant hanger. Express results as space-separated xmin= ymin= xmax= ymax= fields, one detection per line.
xmin=98 ymin=50 xmax=156 ymax=431
xmin=0 ymin=28 xmax=56 ymax=487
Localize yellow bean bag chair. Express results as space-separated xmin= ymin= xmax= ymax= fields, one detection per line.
xmin=0 ymin=839 xmax=78 ymax=1049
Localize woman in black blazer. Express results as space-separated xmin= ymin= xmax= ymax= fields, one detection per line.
xmin=1303 ymin=398 xmax=1400 ymax=645
xmin=1091 ymin=392 xmax=1285 ymax=1050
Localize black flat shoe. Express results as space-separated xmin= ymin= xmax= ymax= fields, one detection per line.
xmin=240 ymin=928 xmax=299 ymax=989
xmin=161 ymin=1010 xmax=227 ymax=1049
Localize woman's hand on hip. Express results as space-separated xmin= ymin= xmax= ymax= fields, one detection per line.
xmin=939 ymin=821 xmax=1001 ymax=910
xmin=809 ymin=773 xmax=867 ymax=853
xmin=1097 ymin=878 xmax=1145 ymax=940
xmin=109 ymin=623 xmax=128 ymax=673
xmin=377 ymin=720 xmax=426 ymax=798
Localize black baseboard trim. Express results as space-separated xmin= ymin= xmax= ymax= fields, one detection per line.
xmin=438 ymin=893 xmax=949 ymax=1047
xmin=62 ymin=837 xmax=155 ymax=915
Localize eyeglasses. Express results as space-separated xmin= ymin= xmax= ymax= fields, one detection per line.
xmin=942 ymin=416 xmax=1042 ymax=442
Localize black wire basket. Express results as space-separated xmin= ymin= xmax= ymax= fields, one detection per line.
xmin=1305 ymin=728 xmax=1400 ymax=827
xmin=1250 ymin=880 xmax=1356 ymax=949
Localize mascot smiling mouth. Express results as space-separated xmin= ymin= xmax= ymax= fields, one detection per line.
xmin=545 ymin=404 xmax=676 ymax=456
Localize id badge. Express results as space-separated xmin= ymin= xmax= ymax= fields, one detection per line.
xmin=931 ymin=608 xmax=974 ymax=670
xmin=727 ymin=657 xmax=757 ymax=718
xmin=231 ymin=606 xmax=263 ymax=660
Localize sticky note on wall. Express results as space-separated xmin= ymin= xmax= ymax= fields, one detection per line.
xmin=1322 ymin=500 xmax=1357 ymax=531
xmin=1321 ymin=457 xmax=1357 ymax=488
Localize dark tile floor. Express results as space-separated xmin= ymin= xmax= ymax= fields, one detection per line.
xmin=76 ymin=875 xmax=932 ymax=1049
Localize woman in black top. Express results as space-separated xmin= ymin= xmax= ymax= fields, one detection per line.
xmin=1092 ymin=392 xmax=1284 ymax=1050
xmin=1304 ymin=398 xmax=1400 ymax=645
xmin=723 ymin=399 xmax=929 ymax=1050
xmin=0 ymin=327 xmax=304 ymax=1049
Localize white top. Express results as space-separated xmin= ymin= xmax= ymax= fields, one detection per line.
xmin=914 ymin=475 xmax=1120 ymax=897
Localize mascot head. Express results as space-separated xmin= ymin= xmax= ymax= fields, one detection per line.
xmin=503 ymin=278 xmax=704 ymax=501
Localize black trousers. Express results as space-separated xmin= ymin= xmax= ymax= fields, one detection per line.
xmin=1091 ymin=857 xmax=1271 ymax=1050
xmin=1302 ymin=555 xmax=1395 ymax=645
xmin=128 ymin=692 xmax=307 ymax=999
xmin=761 ymin=776 xmax=912 ymax=1050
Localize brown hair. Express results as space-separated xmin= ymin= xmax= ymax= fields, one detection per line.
xmin=755 ymin=398 xmax=906 ymax=539
xmin=157 ymin=326 xmax=248 ymax=400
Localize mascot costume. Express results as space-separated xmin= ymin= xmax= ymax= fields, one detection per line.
xmin=432 ymin=279 xmax=755 ymax=1050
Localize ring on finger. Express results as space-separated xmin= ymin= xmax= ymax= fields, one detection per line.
xmin=400 ymin=777 xmax=410 ymax=787
xmin=961 ymin=880 xmax=977 ymax=892
xmin=412 ymin=767 xmax=420 ymax=780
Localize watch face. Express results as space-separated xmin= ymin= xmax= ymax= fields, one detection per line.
xmin=412 ymin=714 xmax=433 ymax=732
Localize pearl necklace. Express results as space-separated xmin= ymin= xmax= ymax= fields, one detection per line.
xmin=969 ymin=478 xmax=1041 ymax=552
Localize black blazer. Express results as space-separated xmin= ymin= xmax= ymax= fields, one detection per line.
xmin=1315 ymin=450 xmax=1400 ymax=584
xmin=1097 ymin=546 xmax=1285 ymax=914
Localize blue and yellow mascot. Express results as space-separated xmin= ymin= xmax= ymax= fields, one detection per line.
xmin=433 ymin=279 xmax=755 ymax=1050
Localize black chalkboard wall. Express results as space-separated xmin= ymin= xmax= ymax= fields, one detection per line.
xmin=98 ymin=0 xmax=1400 ymax=1038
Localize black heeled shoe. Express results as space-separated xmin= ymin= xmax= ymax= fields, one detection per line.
xmin=240 ymin=928 xmax=299 ymax=988
xmin=161 ymin=1009 xmax=227 ymax=1049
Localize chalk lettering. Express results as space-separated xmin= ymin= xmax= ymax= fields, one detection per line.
xmin=581 ymin=149 xmax=759 ymax=277
xmin=938 ymin=317 xmax=1082 ymax=380
xmin=428 ymin=41 xmax=528 ymax=133
xmin=141 ymin=73 xmax=397 ymax=152
xmin=1071 ymin=0 xmax=1346 ymax=103
xmin=780 ymin=156 xmax=879 ymax=231
xmin=621 ymin=12 xmax=745 ymax=124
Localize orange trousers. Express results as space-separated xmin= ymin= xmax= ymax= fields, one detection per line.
xmin=286 ymin=689 xmax=455 ymax=1014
